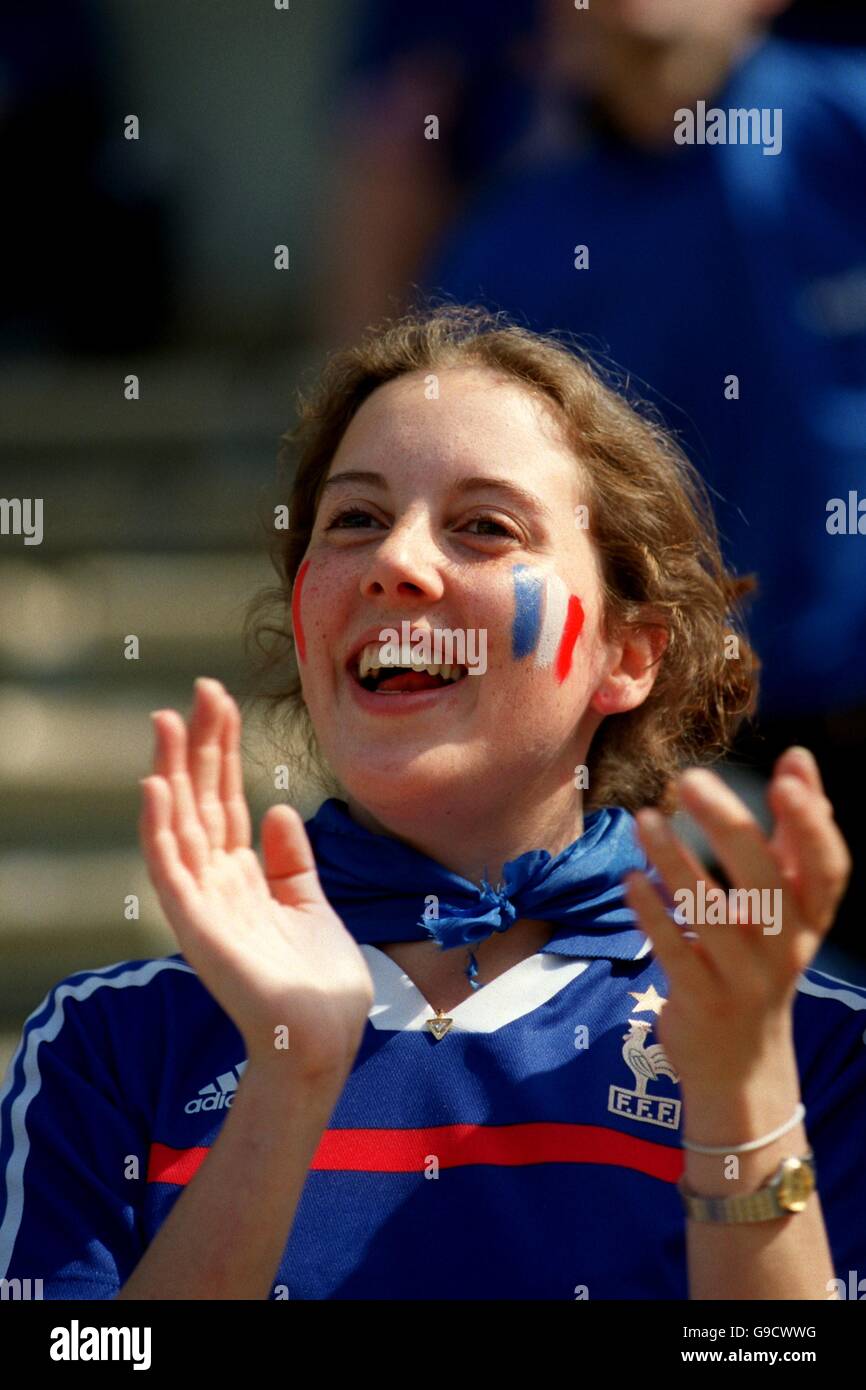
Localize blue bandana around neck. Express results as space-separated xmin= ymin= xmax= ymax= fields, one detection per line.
xmin=304 ymin=798 xmax=656 ymax=987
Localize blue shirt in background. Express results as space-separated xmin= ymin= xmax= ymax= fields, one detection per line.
xmin=423 ymin=38 xmax=866 ymax=718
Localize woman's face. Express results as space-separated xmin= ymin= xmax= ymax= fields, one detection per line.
xmin=294 ymin=366 xmax=622 ymax=824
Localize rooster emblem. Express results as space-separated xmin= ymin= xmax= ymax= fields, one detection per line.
xmin=607 ymin=1005 xmax=682 ymax=1130
xmin=621 ymin=1019 xmax=680 ymax=1094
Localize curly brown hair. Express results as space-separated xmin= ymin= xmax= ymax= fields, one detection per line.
xmin=243 ymin=303 xmax=760 ymax=813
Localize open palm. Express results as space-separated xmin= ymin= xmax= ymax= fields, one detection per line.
xmin=139 ymin=678 xmax=373 ymax=1079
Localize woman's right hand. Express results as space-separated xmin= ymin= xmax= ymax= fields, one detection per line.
xmin=139 ymin=677 xmax=374 ymax=1083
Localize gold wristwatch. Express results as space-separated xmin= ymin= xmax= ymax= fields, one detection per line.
xmin=678 ymin=1153 xmax=816 ymax=1223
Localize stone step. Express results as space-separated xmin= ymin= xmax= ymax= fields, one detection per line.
xmin=0 ymin=681 xmax=322 ymax=848
xmin=0 ymin=552 xmax=273 ymax=674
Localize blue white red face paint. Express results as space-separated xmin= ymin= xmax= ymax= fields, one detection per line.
xmin=291 ymin=557 xmax=311 ymax=662
xmin=511 ymin=565 xmax=585 ymax=684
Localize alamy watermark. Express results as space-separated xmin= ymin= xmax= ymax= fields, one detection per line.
xmin=1 ymin=1276 xmax=43 ymax=1299
xmin=376 ymin=621 xmax=487 ymax=675
xmin=826 ymin=491 xmax=866 ymax=535
xmin=674 ymin=101 xmax=782 ymax=157
xmin=826 ymin=1270 xmax=865 ymax=1299
xmin=674 ymin=881 xmax=782 ymax=935
xmin=50 ymin=1321 xmax=151 ymax=1369
xmin=0 ymin=497 xmax=43 ymax=545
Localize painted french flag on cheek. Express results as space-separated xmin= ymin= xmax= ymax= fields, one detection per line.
xmin=511 ymin=565 xmax=585 ymax=684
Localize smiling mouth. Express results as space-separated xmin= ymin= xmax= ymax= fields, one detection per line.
xmin=349 ymin=645 xmax=470 ymax=694
xmin=354 ymin=665 xmax=469 ymax=694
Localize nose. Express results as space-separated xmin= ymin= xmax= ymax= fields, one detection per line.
xmin=358 ymin=512 xmax=446 ymax=604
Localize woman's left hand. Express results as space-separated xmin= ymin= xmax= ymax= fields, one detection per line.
xmin=624 ymin=745 xmax=852 ymax=1095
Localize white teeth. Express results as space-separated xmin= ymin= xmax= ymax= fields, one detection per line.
xmin=355 ymin=641 xmax=467 ymax=682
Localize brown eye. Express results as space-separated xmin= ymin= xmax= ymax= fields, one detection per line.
xmin=464 ymin=514 xmax=519 ymax=540
xmin=326 ymin=508 xmax=380 ymax=529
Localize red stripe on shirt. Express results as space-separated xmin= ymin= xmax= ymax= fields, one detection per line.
xmin=148 ymin=1123 xmax=684 ymax=1185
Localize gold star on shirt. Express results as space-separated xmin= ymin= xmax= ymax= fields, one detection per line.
xmin=628 ymin=985 xmax=668 ymax=1016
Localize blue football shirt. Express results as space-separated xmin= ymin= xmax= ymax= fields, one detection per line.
xmin=2 ymin=936 xmax=865 ymax=1298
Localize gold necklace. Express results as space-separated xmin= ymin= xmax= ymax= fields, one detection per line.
xmin=426 ymin=1009 xmax=453 ymax=1041
xmin=425 ymin=947 xmax=480 ymax=1040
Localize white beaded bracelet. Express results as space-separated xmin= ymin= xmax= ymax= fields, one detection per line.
xmin=681 ymin=1102 xmax=806 ymax=1155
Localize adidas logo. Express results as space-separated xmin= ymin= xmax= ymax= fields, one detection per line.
xmin=184 ymin=1060 xmax=247 ymax=1114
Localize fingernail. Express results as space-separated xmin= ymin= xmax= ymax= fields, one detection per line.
xmin=785 ymin=745 xmax=815 ymax=767
xmin=637 ymin=809 xmax=668 ymax=840
xmin=677 ymin=767 xmax=715 ymax=796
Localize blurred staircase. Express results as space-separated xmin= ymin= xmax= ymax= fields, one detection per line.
xmin=0 ymin=347 xmax=323 ymax=1073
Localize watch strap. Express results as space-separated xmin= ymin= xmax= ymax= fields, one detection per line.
xmin=679 ymin=1152 xmax=816 ymax=1224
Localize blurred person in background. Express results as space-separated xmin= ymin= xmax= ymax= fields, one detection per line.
xmin=420 ymin=0 xmax=866 ymax=966
xmin=319 ymin=0 xmax=544 ymax=347
xmin=0 ymin=0 xmax=175 ymax=354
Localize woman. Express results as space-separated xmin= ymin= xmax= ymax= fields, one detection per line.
xmin=1 ymin=306 xmax=862 ymax=1300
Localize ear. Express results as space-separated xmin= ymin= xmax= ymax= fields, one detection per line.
xmin=590 ymin=621 xmax=668 ymax=716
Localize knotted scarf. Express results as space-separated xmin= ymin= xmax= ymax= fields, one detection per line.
xmin=304 ymin=797 xmax=657 ymax=985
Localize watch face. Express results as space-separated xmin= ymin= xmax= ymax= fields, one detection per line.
xmin=778 ymin=1158 xmax=815 ymax=1213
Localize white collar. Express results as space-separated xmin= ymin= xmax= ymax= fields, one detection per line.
xmin=360 ymin=944 xmax=591 ymax=1034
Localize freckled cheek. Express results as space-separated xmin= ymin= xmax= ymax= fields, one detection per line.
xmin=291 ymin=560 xmax=337 ymax=667
xmin=290 ymin=558 xmax=311 ymax=663
xmin=291 ymin=557 xmax=354 ymax=680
